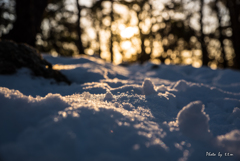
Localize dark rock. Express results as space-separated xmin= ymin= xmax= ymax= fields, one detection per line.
xmin=0 ymin=40 xmax=71 ymax=85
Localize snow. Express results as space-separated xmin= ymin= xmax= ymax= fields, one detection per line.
xmin=176 ymin=101 xmax=212 ymax=141
xmin=104 ymin=90 xmax=114 ymax=101
xmin=142 ymin=78 xmax=157 ymax=95
xmin=0 ymin=54 xmax=240 ymax=161
xmin=217 ymin=130 xmax=240 ymax=157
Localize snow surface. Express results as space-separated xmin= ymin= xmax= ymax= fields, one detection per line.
xmin=0 ymin=54 xmax=240 ymax=161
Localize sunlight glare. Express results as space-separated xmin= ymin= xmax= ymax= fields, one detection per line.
xmin=51 ymin=51 xmax=58 ymax=57
xmin=210 ymin=62 xmax=217 ymax=70
xmin=125 ymin=47 xmax=136 ymax=59
xmin=121 ymin=41 xmax=132 ymax=50
xmin=118 ymin=24 xmax=126 ymax=30
xmin=181 ymin=50 xmax=191 ymax=57
xmin=114 ymin=51 xmax=122 ymax=65
xmin=165 ymin=59 xmax=171 ymax=65
xmin=53 ymin=64 xmax=81 ymax=70
xmin=192 ymin=61 xmax=201 ymax=68
xmin=121 ymin=27 xmax=136 ymax=39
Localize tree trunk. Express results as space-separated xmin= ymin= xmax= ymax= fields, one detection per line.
xmin=97 ymin=12 xmax=102 ymax=58
xmin=76 ymin=0 xmax=85 ymax=55
xmin=140 ymin=2 xmax=153 ymax=64
xmin=227 ymin=0 xmax=240 ymax=69
xmin=110 ymin=0 xmax=114 ymax=62
xmin=200 ymin=0 xmax=209 ymax=66
xmin=140 ymin=33 xmax=146 ymax=64
xmin=2 ymin=0 xmax=50 ymax=47
xmin=149 ymin=3 xmax=153 ymax=60
xmin=216 ymin=0 xmax=227 ymax=68
xmin=137 ymin=1 xmax=148 ymax=64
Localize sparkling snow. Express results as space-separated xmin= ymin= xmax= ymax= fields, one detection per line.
xmin=0 ymin=54 xmax=240 ymax=161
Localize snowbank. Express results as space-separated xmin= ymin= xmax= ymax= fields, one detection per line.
xmin=177 ymin=101 xmax=212 ymax=141
xmin=0 ymin=55 xmax=240 ymax=161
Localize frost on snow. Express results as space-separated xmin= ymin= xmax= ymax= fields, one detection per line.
xmin=142 ymin=78 xmax=157 ymax=95
xmin=173 ymin=79 xmax=189 ymax=92
xmin=176 ymin=101 xmax=212 ymax=141
xmin=0 ymin=54 xmax=240 ymax=161
xmin=217 ymin=130 xmax=240 ymax=156
xmin=104 ymin=90 xmax=114 ymax=101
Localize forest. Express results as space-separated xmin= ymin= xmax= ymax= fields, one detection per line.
xmin=0 ymin=0 xmax=240 ymax=69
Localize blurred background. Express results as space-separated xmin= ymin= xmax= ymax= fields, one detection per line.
xmin=0 ymin=0 xmax=239 ymax=69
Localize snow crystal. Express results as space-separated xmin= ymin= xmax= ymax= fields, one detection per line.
xmin=122 ymin=103 xmax=135 ymax=110
xmin=113 ymin=102 xmax=122 ymax=108
xmin=173 ymin=79 xmax=189 ymax=91
xmin=217 ymin=130 xmax=240 ymax=156
xmin=0 ymin=87 xmax=69 ymax=145
xmin=156 ymin=85 xmax=168 ymax=92
xmin=177 ymin=101 xmax=212 ymax=141
xmin=227 ymin=107 xmax=240 ymax=129
xmin=232 ymin=107 xmax=240 ymax=118
xmin=104 ymin=91 xmax=114 ymax=101
xmin=142 ymin=78 xmax=157 ymax=95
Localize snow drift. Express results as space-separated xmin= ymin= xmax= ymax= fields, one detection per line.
xmin=0 ymin=54 xmax=240 ymax=161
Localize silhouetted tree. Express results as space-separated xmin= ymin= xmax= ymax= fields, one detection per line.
xmin=137 ymin=1 xmax=153 ymax=64
xmin=200 ymin=0 xmax=209 ymax=66
xmin=120 ymin=0 xmax=153 ymax=64
xmin=90 ymin=0 xmax=103 ymax=57
xmin=91 ymin=0 xmax=123 ymax=61
xmin=225 ymin=0 xmax=240 ymax=69
xmin=156 ymin=0 xmax=197 ymax=64
xmin=2 ymin=0 xmax=50 ymax=47
xmin=215 ymin=0 xmax=227 ymax=68
xmin=36 ymin=0 xmax=87 ymax=56
xmin=110 ymin=0 xmax=114 ymax=62
xmin=0 ymin=0 xmax=15 ymax=36
xmin=96 ymin=11 xmax=102 ymax=58
xmin=76 ymin=0 xmax=85 ymax=54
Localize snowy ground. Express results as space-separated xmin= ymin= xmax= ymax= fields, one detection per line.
xmin=0 ymin=54 xmax=240 ymax=161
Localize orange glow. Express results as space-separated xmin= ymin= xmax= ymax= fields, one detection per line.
xmin=53 ymin=64 xmax=80 ymax=70
xmin=121 ymin=41 xmax=132 ymax=50
xmin=120 ymin=27 xmax=137 ymax=39
xmin=192 ymin=61 xmax=202 ymax=68
xmin=114 ymin=51 xmax=123 ymax=65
